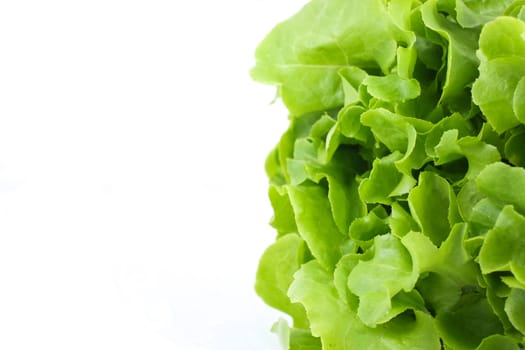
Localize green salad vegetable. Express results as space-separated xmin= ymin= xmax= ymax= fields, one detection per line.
xmin=252 ymin=0 xmax=525 ymax=349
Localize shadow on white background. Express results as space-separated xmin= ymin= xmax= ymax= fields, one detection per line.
xmin=0 ymin=0 xmax=308 ymax=349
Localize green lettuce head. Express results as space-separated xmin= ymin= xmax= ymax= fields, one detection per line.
xmin=252 ymin=0 xmax=525 ymax=349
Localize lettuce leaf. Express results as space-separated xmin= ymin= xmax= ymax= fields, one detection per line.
xmin=288 ymin=261 xmax=440 ymax=350
xmin=253 ymin=0 xmax=525 ymax=348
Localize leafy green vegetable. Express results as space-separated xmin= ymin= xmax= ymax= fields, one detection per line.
xmin=255 ymin=234 xmax=309 ymax=328
xmin=252 ymin=0 xmax=525 ymax=348
xmin=472 ymin=16 xmax=525 ymax=132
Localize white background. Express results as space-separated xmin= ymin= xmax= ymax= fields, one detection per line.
xmin=0 ymin=1 xmax=308 ymax=349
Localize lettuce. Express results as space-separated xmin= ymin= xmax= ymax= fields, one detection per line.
xmin=252 ymin=0 xmax=525 ymax=349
